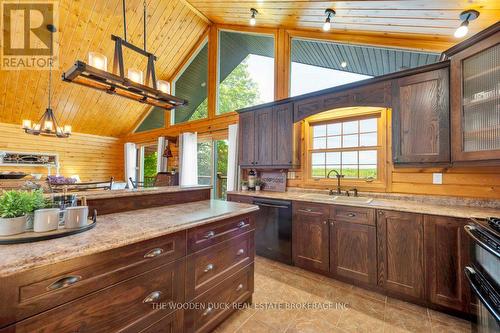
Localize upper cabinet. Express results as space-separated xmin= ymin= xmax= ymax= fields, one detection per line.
xmin=238 ymin=103 xmax=300 ymax=168
xmin=449 ymin=28 xmax=500 ymax=164
xmin=392 ymin=67 xmax=450 ymax=165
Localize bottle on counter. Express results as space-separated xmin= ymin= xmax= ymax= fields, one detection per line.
xmin=248 ymin=169 xmax=256 ymax=190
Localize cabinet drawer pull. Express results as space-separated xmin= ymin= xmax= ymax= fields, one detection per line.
xmin=236 ymin=248 xmax=245 ymax=256
xmin=144 ymin=248 xmax=164 ymax=258
xmin=204 ymin=264 xmax=215 ymax=272
xmin=347 ymin=213 xmax=356 ymax=217
xmin=47 ymin=275 xmax=82 ymax=291
xmin=143 ymin=291 xmax=162 ymax=303
xmin=237 ymin=221 xmax=248 ymax=228
xmin=236 ymin=283 xmax=244 ymax=292
xmin=202 ymin=307 xmax=213 ymax=317
xmin=204 ymin=231 xmax=216 ymax=239
xmin=323 ymin=221 xmax=327 ymax=225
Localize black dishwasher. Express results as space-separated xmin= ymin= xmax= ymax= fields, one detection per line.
xmin=252 ymin=198 xmax=292 ymax=265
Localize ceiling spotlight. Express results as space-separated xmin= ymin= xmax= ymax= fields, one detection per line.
xmin=341 ymin=61 xmax=347 ymax=68
xmin=454 ymin=9 xmax=479 ymax=38
xmin=250 ymin=8 xmax=258 ymax=26
xmin=323 ymin=9 xmax=335 ymax=32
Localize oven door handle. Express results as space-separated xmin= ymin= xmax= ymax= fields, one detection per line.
xmin=254 ymin=203 xmax=290 ymax=209
xmin=464 ymin=266 xmax=500 ymax=323
xmin=464 ymin=225 xmax=500 ymax=259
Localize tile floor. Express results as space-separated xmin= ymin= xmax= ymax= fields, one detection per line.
xmin=214 ymin=257 xmax=471 ymax=333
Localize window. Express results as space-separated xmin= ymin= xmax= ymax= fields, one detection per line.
xmin=172 ymin=41 xmax=208 ymax=124
xmin=135 ymin=108 xmax=165 ymax=133
xmin=290 ymin=38 xmax=440 ymax=97
xmin=197 ymin=138 xmax=229 ymax=199
xmin=217 ymin=31 xmax=274 ymax=114
xmin=310 ymin=117 xmax=379 ymax=180
xmin=135 ymin=143 xmax=158 ymax=187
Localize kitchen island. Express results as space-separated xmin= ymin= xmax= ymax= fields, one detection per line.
xmin=0 ymin=197 xmax=258 ymax=333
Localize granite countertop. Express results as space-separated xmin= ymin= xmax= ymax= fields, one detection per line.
xmin=228 ymin=189 xmax=500 ymax=220
xmin=45 ymin=185 xmax=212 ymax=200
xmin=0 ymin=200 xmax=258 ymax=277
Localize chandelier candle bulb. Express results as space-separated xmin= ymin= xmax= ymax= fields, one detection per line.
xmin=157 ymin=80 xmax=171 ymax=94
xmin=44 ymin=120 xmax=53 ymax=131
xmin=22 ymin=120 xmax=32 ymax=129
xmin=88 ymin=52 xmax=108 ymax=71
xmin=63 ymin=125 xmax=72 ymax=135
xmin=128 ymin=68 xmax=144 ymax=84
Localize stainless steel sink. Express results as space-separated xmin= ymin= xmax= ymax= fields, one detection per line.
xmin=299 ymin=193 xmax=373 ymax=204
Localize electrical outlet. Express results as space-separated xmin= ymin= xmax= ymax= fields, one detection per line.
xmin=432 ymin=173 xmax=443 ymax=185
xmin=287 ymin=171 xmax=296 ymax=179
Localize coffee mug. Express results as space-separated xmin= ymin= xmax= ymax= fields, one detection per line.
xmin=34 ymin=208 xmax=61 ymax=232
xmin=65 ymin=206 xmax=89 ymax=229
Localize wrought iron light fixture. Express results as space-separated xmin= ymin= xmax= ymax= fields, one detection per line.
xmin=454 ymin=10 xmax=480 ymax=38
xmin=62 ymin=0 xmax=187 ymax=110
xmin=23 ymin=25 xmax=71 ymax=138
xmin=250 ymin=8 xmax=258 ymax=26
xmin=323 ymin=9 xmax=336 ymax=32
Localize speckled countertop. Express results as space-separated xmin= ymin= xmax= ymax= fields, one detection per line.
xmin=228 ymin=189 xmax=500 ymax=219
xmin=46 ymin=185 xmax=212 ymax=200
xmin=0 ymin=200 xmax=258 ymax=277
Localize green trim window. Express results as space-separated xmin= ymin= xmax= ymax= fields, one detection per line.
xmin=172 ymin=41 xmax=209 ymax=125
xmin=310 ymin=117 xmax=379 ymax=179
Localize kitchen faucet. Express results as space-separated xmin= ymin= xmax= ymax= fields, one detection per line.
xmin=327 ymin=169 xmax=344 ymax=195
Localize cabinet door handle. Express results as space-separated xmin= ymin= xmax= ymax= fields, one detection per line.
xmin=205 ymin=231 xmax=216 ymax=239
xmin=237 ymin=221 xmax=248 ymax=228
xmin=143 ymin=291 xmax=162 ymax=303
xmin=347 ymin=213 xmax=356 ymax=217
xmin=202 ymin=307 xmax=213 ymax=317
xmin=144 ymin=248 xmax=164 ymax=258
xmin=47 ymin=275 xmax=82 ymax=291
xmin=236 ymin=284 xmax=244 ymax=292
xmin=204 ymin=264 xmax=215 ymax=272
xmin=236 ymin=248 xmax=245 ymax=256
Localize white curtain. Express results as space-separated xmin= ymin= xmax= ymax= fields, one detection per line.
xmin=227 ymin=124 xmax=239 ymax=192
xmin=179 ymin=132 xmax=198 ymax=186
xmin=157 ymin=137 xmax=167 ymax=173
xmin=124 ymin=143 xmax=137 ymax=187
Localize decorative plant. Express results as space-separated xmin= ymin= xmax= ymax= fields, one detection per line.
xmin=0 ymin=191 xmax=32 ymax=219
xmin=47 ymin=175 xmax=77 ymax=185
xmin=28 ymin=190 xmax=48 ymax=212
xmin=255 ymin=179 xmax=263 ymax=186
xmin=241 ymin=180 xmax=249 ymax=186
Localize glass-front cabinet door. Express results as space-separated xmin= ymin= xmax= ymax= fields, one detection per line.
xmin=451 ymin=32 xmax=500 ymax=163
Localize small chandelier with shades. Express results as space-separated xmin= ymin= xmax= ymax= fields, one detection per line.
xmin=22 ymin=24 xmax=71 ymax=138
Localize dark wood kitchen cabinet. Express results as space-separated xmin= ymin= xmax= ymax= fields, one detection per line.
xmin=425 ymin=215 xmax=471 ymax=312
xmin=292 ymin=202 xmax=330 ymax=272
xmin=329 ymin=206 xmax=377 ymax=286
xmin=448 ymin=26 xmax=500 ymax=164
xmin=238 ymin=102 xmax=300 ymax=168
xmin=392 ymin=67 xmax=450 ymax=165
xmin=376 ymin=210 xmax=425 ymax=300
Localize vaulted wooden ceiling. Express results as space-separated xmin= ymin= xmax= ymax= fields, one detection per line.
xmin=189 ymin=0 xmax=499 ymax=36
xmin=0 ymin=0 xmax=209 ymax=137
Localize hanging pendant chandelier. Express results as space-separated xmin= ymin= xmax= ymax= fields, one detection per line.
xmin=62 ymin=0 xmax=187 ymax=110
xmin=22 ymin=25 xmax=71 ymax=138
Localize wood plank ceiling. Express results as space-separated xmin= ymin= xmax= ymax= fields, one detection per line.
xmin=0 ymin=0 xmax=209 ymax=137
xmin=188 ymin=0 xmax=499 ymax=36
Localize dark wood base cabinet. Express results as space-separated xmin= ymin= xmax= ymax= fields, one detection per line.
xmin=0 ymin=212 xmax=256 ymax=333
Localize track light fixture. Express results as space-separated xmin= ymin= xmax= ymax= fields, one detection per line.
xmin=250 ymin=8 xmax=258 ymax=26
xmin=454 ymin=9 xmax=480 ymax=38
xmin=323 ymin=9 xmax=335 ymax=32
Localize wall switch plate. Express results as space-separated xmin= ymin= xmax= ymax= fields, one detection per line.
xmin=432 ymin=173 xmax=443 ymax=185
xmin=287 ymin=171 xmax=296 ymax=179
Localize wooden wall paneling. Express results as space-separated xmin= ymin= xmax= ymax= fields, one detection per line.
xmin=208 ymin=25 xmax=218 ymax=120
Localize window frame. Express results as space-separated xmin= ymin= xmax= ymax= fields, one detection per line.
xmin=171 ymin=37 xmax=209 ymax=125
xmin=303 ymin=108 xmax=388 ymax=191
xmin=216 ymin=28 xmax=277 ymax=115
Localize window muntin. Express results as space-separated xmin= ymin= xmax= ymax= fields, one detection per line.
xmin=310 ymin=117 xmax=379 ymax=179
xmin=217 ymin=30 xmax=275 ymax=115
xmin=172 ymin=41 xmax=208 ymax=124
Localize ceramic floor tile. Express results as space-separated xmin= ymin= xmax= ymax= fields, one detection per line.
xmin=218 ymin=257 xmax=471 ymax=333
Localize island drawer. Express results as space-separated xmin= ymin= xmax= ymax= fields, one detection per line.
xmin=1 ymin=259 xmax=185 ymax=333
xmin=186 ymin=231 xmax=254 ymax=300
xmin=185 ymin=264 xmax=254 ymax=333
xmin=0 ymin=231 xmax=186 ymax=327
xmin=331 ymin=205 xmax=375 ymax=226
xmin=187 ymin=213 xmax=254 ymax=253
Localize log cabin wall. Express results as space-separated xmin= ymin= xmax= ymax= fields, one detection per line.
xmin=0 ymin=123 xmax=123 ymax=182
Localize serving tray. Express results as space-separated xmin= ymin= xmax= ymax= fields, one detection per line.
xmin=0 ymin=210 xmax=97 ymax=244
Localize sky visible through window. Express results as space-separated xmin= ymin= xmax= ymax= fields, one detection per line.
xmin=291 ymin=62 xmax=372 ymax=97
